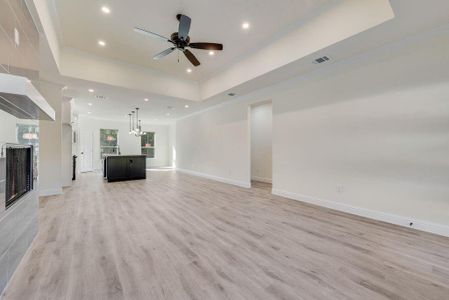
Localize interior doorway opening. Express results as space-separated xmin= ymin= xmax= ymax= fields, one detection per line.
xmin=80 ymin=130 xmax=94 ymax=173
xmin=250 ymin=101 xmax=273 ymax=189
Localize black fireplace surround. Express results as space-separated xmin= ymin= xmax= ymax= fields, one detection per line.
xmin=0 ymin=144 xmax=33 ymax=209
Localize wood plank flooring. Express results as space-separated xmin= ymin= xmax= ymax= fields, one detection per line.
xmin=2 ymin=170 xmax=449 ymax=300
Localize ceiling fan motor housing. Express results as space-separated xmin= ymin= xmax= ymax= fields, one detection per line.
xmin=171 ymin=32 xmax=190 ymax=48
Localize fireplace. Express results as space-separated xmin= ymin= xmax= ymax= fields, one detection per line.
xmin=0 ymin=144 xmax=33 ymax=209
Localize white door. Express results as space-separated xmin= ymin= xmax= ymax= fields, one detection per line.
xmin=80 ymin=130 xmax=93 ymax=172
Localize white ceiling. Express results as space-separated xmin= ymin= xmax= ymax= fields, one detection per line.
xmin=52 ymin=0 xmax=335 ymax=81
xmin=61 ymin=77 xmax=195 ymax=124
xmin=32 ymin=0 xmax=449 ymax=123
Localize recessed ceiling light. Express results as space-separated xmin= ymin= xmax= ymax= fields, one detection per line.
xmin=186 ymin=68 xmax=192 ymax=73
xmin=209 ymin=51 xmax=215 ymax=56
xmin=98 ymin=40 xmax=106 ymax=47
xmin=101 ymin=6 xmax=111 ymax=14
xmin=242 ymin=22 xmax=250 ymax=30
xmin=184 ymin=104 xmax=189 ymax=108
xmin=144 ymin=98 xmax=149 ymax=102
xmin=88 ymin=103 xmax=93 ymax=106
xmin=87 ymin=112 xmax=92 ymax=114
xmin=88 ymin=89 xmax=94 ymax=93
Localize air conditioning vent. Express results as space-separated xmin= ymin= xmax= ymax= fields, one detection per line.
xmin=313 ymin=56 xmax=331 ymax=64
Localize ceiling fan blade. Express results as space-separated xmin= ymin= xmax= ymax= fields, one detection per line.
xmin=184 ymin=49 xmax=200 ymax=66
xmin=189 ymin=43 xmax=223 ymax=51
xmin=153 ymin=48 xmax=176 ymax=60
xmin=134 ymin=27 xmax=172 ymax=43
xmin=178 ymin=14 xmax=191 ymax=41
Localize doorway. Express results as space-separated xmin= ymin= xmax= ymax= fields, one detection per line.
xmin=250 ymin=101 xmax=272 ymax=189
xmin=80 ymin=130 xmax=93 ymax=173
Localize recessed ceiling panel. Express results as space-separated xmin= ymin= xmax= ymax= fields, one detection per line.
xmin=53 ymin=0 xmax=334 ymax=81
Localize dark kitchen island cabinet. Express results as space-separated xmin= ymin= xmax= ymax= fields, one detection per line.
xmin=104 ymin=155 xmax=146 ymax=182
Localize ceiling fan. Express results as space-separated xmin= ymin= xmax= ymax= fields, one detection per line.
xmin=134 ymin=14 xmax=223 ymax=67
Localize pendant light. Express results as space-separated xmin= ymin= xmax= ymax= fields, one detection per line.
xmin=127 ymin=108 xmax=146 ymax=137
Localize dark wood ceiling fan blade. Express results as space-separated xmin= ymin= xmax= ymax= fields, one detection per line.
xmin=134 ymin=27 xmax=172 ymax=43
xmin=189 ymin=43 xmax=223 ymax=51
xmin=184 ymin=49 xmax=200 ymax=66
xmin=153 ymin=48 xmax=176 ymax=60
xmin=178 ymin=15 xmax=191 ymax=41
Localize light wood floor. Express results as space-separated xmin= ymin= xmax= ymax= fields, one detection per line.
xmin=2 ymin=170 xmax=449 ymax=300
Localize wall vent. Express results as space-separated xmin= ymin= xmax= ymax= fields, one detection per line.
xmin=95 ymin=95 xmax=107 ymax=100
xmin=313 ymin=56 xmax=331 ymax=64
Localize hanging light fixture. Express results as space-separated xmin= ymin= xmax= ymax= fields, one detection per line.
xmin=128 ymin=113 xmax=133 ymax=134
xmin=128 ymin=108 xmax=146 ymax=137
xmin=22 ymin=126 xmax=38 ymax=140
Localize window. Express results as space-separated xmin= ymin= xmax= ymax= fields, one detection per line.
xmin=16 ymin=123 xmax=39 ymax=178
xmin=100 ymin=129 xmax=119 ymax=157
xmin=141 ymin=132 xmax=155 ymax=158
xmin=17 ymin=124 xmax=39 ymax=147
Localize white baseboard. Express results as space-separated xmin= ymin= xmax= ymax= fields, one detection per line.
xmin=272 ymin=189 xmax=449 ymax=238
xmin=39 ymin=188 xmax=63 ymax=197
xmin=251 ymin=176 xmax=272 ymax=184
xmin=177 ymin=168 xmax=251 ymax=188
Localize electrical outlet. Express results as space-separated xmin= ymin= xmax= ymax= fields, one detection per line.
xmin=337 ymin=185 xmax=345 ymax=193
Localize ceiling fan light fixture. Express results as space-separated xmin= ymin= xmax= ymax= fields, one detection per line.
xmin=186 ymin=68 xmax=192 ymax=73
xmin=209 ymin=51 xmax=215 ymax=56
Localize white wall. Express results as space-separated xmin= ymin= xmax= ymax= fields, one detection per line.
xmin=61 ymin=124 xmax=72 ymax=187
xmin=78 ymin=116 xmax=172 ymax=170
xmin=61 ymin=100 xmax=73 ymax=187
xmin=38 ymin=81 xmax=63 ymax=196
xmin=176 ymin=102 xmax=251 ymax=187
xmin=251 ymin=102 xmax=272 ymax=183
xmin=0 ymin=110 xmax=19 ymax=143
xmin=168 ymin=124 xmax=177 ymax=168
xmin=176 ymin=30 xmax=449 ymax=235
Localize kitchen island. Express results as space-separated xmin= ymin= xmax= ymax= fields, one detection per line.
xmin=103 ymin=155 xmax=146 ymax=182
